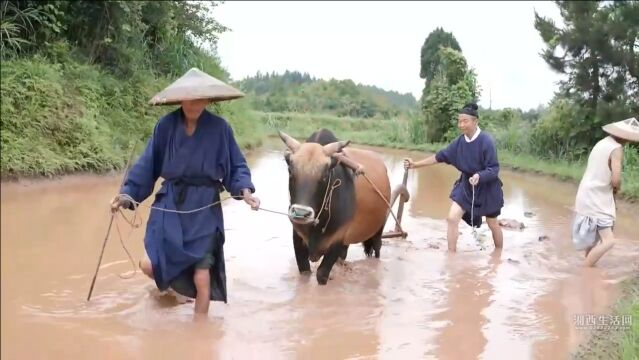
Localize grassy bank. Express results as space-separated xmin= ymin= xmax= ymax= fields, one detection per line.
xmin=257 ymin=111 xmax=639 ymax=202
xmin=572 ymin=275 xmax=639 ymax=359
xmin=0 ymin=55 xmax=263 ymax=179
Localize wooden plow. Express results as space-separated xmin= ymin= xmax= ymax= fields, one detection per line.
xmin=381 ymin=168 xmax=410 ymax=239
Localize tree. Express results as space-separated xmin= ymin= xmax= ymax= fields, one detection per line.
xmin=421 ymin=47 xmax=480 ymax=142
xmin=534 ymin=0 xmax=638 ymax=133
xmin=237 ymin=70 xmax=417 ymax=119
xmin=419 ymin=27 xmax=461 ymax=85
xmin=4 ymin=1 xmax=229 ymax=77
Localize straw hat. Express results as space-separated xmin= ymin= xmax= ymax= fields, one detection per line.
xmin=602 ymin=117 xmax=639 ymax=142
xmin=149 ymin=68 xmax=245 ymax=105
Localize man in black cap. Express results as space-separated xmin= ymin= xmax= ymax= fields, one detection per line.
xmin=404 ymin=103 xmax=504 ymax=252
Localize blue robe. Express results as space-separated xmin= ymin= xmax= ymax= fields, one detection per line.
xmin=120 ymin=108 xmax=255 ymax=302
xmin=435 ymin=131 xmax=504 ymax=227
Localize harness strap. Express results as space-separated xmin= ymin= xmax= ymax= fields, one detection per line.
xmin=333 ymin=153 xmax=364 ymax=175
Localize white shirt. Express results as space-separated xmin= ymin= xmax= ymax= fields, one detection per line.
xmin=574 ymin=136 xmax=622 ymax=220
xmin=464 ymin=127 xmax=481 ymax=143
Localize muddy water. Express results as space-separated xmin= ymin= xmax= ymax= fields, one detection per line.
xmin=2 ymin=140 xmax=638 ymax=360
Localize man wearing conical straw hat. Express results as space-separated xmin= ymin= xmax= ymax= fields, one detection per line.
xmin=572 ymin=117 xmax=639 ymax=267
xmin=110 ymin=68 xmax=261 ymax=317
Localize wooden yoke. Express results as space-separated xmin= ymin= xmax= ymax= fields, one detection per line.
xmin=332 ymin=152 xmax=364 ymax=175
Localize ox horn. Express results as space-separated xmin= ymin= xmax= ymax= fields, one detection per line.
xmin=323 ymin=140 xmax=351 ymax=156
xmin=278 ymin=130 xmax=301 ymax=153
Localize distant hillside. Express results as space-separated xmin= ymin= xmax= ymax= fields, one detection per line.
xmin=237 ymin=70 xmax=417 ymax=119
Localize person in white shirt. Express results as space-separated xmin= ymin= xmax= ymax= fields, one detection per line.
xmin=572 ymin=117 xmax=638 ymax=267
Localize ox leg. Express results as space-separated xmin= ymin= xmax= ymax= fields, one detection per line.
xmin=339 ymin=244 xmax=349 ymax=261
xmin=372 ymin=229 xmax=383 ymax=258
xmin=316 ymin=243 xmax=345 ymax=285
xmin=363 ymin=227 xmax=384 ymax=258
xmin=293 ymin=230 xmax=311 ymax=274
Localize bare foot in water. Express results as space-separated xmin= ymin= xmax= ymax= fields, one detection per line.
xmin=152 ymin=288 xmax=193 ymax=305
xmin=167 ymin=288 xmax=193 ymax=304
xmin=193 ymin=312 xmax=209 ymax=322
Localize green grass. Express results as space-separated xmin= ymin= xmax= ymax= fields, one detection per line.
xmin=572 ymin=276 xmax=639 ymax=359
xmin=257 ymin=110 xmax=639 ymax=202
xmin=0 ymin=56 xmax=263 ymax=179
xmin=620 ymin=292 xmax=639 ymax=360
xmin=2 ymin=67 xmax=636 ymax=204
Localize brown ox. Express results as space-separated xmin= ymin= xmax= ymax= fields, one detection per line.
xmin=279 ymin=129 xmax=409 ymax=285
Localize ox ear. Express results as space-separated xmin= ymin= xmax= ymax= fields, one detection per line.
xmin=323 ymin=140 xmax=350 ymax=156
xmin=283 ymin=149 xmax=292 ymax=164
xmin=278 ymin=130 xmax=300 ymax=153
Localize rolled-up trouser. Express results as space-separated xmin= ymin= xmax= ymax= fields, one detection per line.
xmin=169 ymin=231 xmax=222 ymax=300
xmin=571 ymin=213 xmax=614 ymax=251
xmin=193 ymin=236 xmax=216 ymax=270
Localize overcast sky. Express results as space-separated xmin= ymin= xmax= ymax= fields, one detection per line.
xmin=213 ymin=1 xmax=565 ymax=110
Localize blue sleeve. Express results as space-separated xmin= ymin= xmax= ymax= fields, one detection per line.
xmin=120 ymin=121 xmax=164 ymax=208
xmin=478 ymin=135 xmax=499 ymax=183
xmin=222 ymin=124 xmax=255 ymax=198
xmin=435 ymin=138 xmax=458 ymax=167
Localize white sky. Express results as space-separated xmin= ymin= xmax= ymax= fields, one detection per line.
xmin=213 ymin=1 xmax=565 ymax=110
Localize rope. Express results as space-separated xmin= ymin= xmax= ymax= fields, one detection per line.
xmin=108 ymin=193 xmax=289 ymax=280
xmin=470 ymin=184 xmax=485 ymax=250
xmin=361 ymin=173 xmax=404 ymax=235
xmin=108 ymin=169 xmax=404 ymax=275
xmin=320 ymin=179 xmax=341 ymax=233
xmin=116 ymin=193 xmax=288 ymax=216
xmin=471 ymin=184 xmax=477 ymax=238
xmin=314 ymin=170 xmax=334 ymax=224
xmin=114 ymin=214 xmax=138 ymax=279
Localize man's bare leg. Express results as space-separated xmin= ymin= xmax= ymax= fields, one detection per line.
xmin=193 ymin=268 xmax=211 ymax=316
xmin=584 ymin=228 xmax=616 ymax=267
xmin=140 ymin=255 xmax=191 ymax=303
xmin=486 ymin=217 xmax=504 ymax=249
xmin=585 ymin=243 xmax=596 ymax=258
xmin=446 ymin=202 xmax=465 ymax=252
xmin=139 ymin=255 xmax=154 ymax=279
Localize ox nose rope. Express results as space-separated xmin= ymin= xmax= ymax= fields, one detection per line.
xmin=312 ymin=170 xmax=343 ymax=233
xmin=115 ymin=193 xmax=287 ymax=216
xmin=286 ymin=169 xmax=342 ymax=233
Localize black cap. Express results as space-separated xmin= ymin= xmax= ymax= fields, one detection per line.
xmin=459 ymin=102 xmax=479 ymax=118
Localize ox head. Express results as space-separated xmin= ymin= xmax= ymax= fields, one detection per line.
xmin=278 ymin=131 xmax=350 ymax=227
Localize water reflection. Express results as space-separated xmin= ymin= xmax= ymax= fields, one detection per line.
xmin=432 ymin=250 xmax=501 ymax=359
xmin=1 ymin=141 xmax=638 ymax=359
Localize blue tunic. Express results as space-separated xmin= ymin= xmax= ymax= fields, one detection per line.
xmin=435 ymin=131 xmax=504 ymax=227
xmin=120 ymin=108 xmax=255 ymax=302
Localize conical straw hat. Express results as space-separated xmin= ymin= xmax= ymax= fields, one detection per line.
xmin=602 ymin=117 xmax=639 ymax=142
xmin=149 ymin=68 xmax=244 ymax=105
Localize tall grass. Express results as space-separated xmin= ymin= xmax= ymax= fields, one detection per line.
xmin=0 ymin=53 xmax=262 ymax=178
xmin=620 ymin=284 xmax=638 ymax=360
xmin=0 ymin=1 xmax=42 ymax=59
xmin=258 ymin=110 xmax=639 ymax=201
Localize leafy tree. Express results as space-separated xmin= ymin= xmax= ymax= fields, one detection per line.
xmin=3 ymin=1 xmax=229 ymax=77
xmin=419 ymin=27 xmax=461 ymax=85
xmin=421 ymin=47 xmax=480 ymax=142
xmin=534 ymin=0 xmax=638 ymax=146
xmin=238 ymin=71 xmax=417 ymax=119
